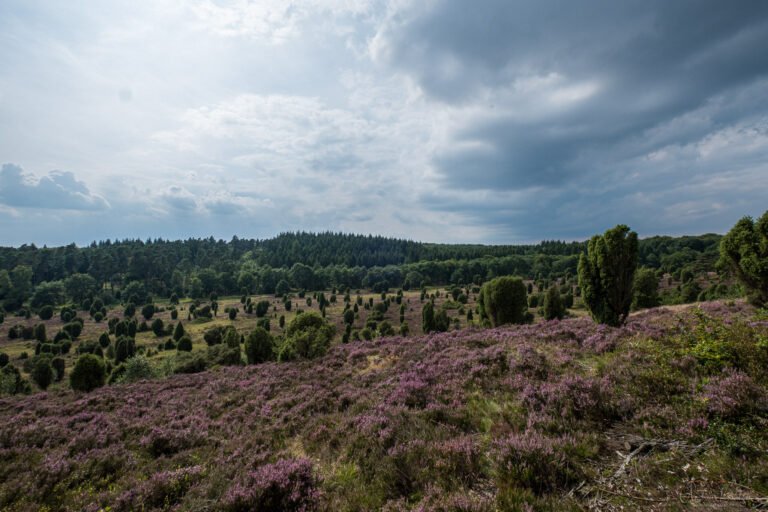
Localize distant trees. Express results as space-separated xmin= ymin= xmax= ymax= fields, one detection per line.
xmin=719 ymin=210 xmax=768 ymax=307
xmin=479 ymin=276 xmax=529 ymax=326
xmin=64 ymin=273 xmax=98 ymax=304
xmin=578 ymin=225 xmax=638 ymax=327
xmin=632 ymin=268 xmax=660 ymax=310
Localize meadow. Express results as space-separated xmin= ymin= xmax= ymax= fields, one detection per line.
xmin=1 ymin=299 xmax=766 ymax=510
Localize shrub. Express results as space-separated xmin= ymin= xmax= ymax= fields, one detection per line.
xmin=494 ymin=432 xmax=582 ymax=497
xmin=204 ymin=325 xmax=230 ymax=346
xmin=245 ymin=327 xmax=274 ymax=364
xmin=121 ymin=355 xmax=156 ymax=383
xmin=170 ymin=308 xmax=178 ymax=320
xmin=173 ymin=321 xmax=185 ymax=341
xmin=257 ymin=318 xmax=270 ymax=331
xmin=422 ymin=301 xmax=436 ymax=333
xmin=543 ymin=284 xmax=566 ymax=321
xmin=31 ymin=355 xmax=54 ymax=390
xmin=702 ymin=369 xmax=768 ymax=420
xmin=578 ymin=224 xmax=638 ymax=326
xmin=222 ymin=458 xmax=320 ymax=512
xmin=151 ymin=318 xmax=164 ymax=337
xmin=70 ymin=354 xmax=106 ymax=392
xmin=435 ymin=309 xmax=450 ymax=332
xmin=207 ymin=344 xmax=242 ymax=366
xmin=173 ymin=353 xmax=207 ymax=374
xmin=177 ymin=336 xmax=193 ymax=352
xmin=278 ymin=312 xmax=335 ymax=361
xmin=114 ymin=335 xmax=136 ymax=363
xmin=0 ymin=352 xmax=8 ymax=367
xmin=124 ymin=303 xmax=136 ymax=318
xmin=38 ymin=305 xmax=54 ymax=320
xmin=141 ymin=304 xmax=155 ymax=320
xmin=0 ymin=365 xmax=31 ymax=395
xmin=479 ymin=276 xmax=529 ymax=326
xmin=228 ymin=308 xmax=238 ymax=320
xmin=98 ymin=332 xmax=111 ymax=348
xmin=51 ymin=357 xmax=65 ymax=381
xmin=62 ymin=321 xmax=82 ymax=339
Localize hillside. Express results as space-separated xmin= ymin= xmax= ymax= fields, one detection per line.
xmin=1 ymin=300 xmax=766 ymax=511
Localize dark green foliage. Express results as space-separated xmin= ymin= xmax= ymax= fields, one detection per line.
xmin=99 ymin=332 xmax=111 ymax=348
xmin=173 ymin=321 xmax=185 ymax=341
xmin=632 ymin=267 xmax=660 ymax=310
xmin=279 ymin=315 xmax=285 ymax=328
xmin=173 ymin=352 xmax=207 ymax=374
xmin=422 ymin=301 xmax=436 ymax=333
xmin=124 ymin=303 xmax=136 ymax=317
xmin=343 ymin=309 xmax=354 ymax=325
xmin=0 ymin=364 xmax=31 ymax=395
xmin=70 ymin=354 xmax=106 ymax=392
xmin=479 ymin=276 xmax=529 ymax=326
xmin=228 ymin=308 xmax=237 ymax=320
xmin=275 ymin=279 xmax=290 ymax=297
xmin=378 ymin=321 xmax=395 ymax=337
xmin=141 ymin=303 xmax=155 ymax=320
xmin=543 ymin=284 xmax=566 ymax=321
xmin=31 ymin=356 xmax=54 ymax=390
xmin=257 ymin=318 xmax=270 ymax=331
xmin=62 ymin=321 xmax=82 ymax=339
xmin=51 ymin=357 xmax=65 ymax=381
xmin=177 ymin=336 xmax=193 ymax=352
xmin=151 ymin=318 xmax=164 ymax=337
xmin=170 ymin=308 xmax=178 ymax=320
xmin=0 ymin=353 xmax=8 ymax=367
xmin=278 ymin=312 xmax=335 ymax=361
xmin=38 ymin=305 xmax=54 ymax=320
xmin=206 ymin=344 xmax=242 ymax=366
xmin=719 ymin=210 xmax=768 ymax=307
xmin=578 ymin=224 xmax=638 ymax=326
xmin=255 ymin=300 xmax=270 ymax=317
xmin=114 ymin=335 xmax=136 ymax=363
xmin=435 ymin=309 xmax=450 ymax=332
xmin=34 ymin=323 xmax=47 ymax=343
xmin=204 ymin=326 xmax=228 ymax=346
xmin=245 ymin=327 xmax=274 ymax=364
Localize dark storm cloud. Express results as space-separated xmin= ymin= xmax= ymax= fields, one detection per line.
xmin=0 ymin=163 xmax=109 ymax=210
xmin=380 ymin=0 xmax=768 ymax=194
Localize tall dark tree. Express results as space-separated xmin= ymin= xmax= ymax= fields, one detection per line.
xmin=718 ymin=210 xmax=768 ymax=307
xmin=543 ymin=284 xmax=566 ymax=321
xmin=422 ymin=301 xmax=436 ymax=333
xmin=578 ymin=225 xmax=638 ymax=326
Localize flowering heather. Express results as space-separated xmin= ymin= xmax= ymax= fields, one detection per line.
xmin=0 ymin=301 xmax=767 ymax=510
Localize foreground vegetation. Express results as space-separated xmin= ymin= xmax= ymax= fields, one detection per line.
xmin=0 ymin=300 xmax=766 ymax=510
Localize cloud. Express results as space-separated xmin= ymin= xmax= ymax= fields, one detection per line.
xmin=0 ymin=164 xmax=110 ymax=211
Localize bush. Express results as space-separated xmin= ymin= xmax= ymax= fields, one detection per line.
xmin=114 ymin=335 xmax=136 ymax=363
xmin=173 ymin=353 xmax=207 ymax=374
xmin=222 ymin=458 xmax=320 ymax=512
xmin=278 ymin=312 xmax=335 ymax=361
xmin=177 ymin=336 xmax=193 ymax=352
xmin=543 ymin=284 xmax=566 ymax=321
xmin=170 ymin=308 xmax=178 ymax=320
xmin=204 ymin=325 xmax=229 ymax=346
xmin=120 ymin=355 xmax=156 ymax=383
xmin=141 ymin=304 xmax=155 ymax=320
xmin=207 ymin=344 xmax=242 ymax=366
xmin=38 ymin=305 xmax=54 ymax=320
xmin=0 ymin=352 xmax=8 ymax=367
xmin=31 ymin=355 xmax=54 ymax=390
xmin=173 ymin=321 xmax=185 ymax=341
xmin=70 ymin=354 xmax=106 ymax=392
xmin=228 ymin=308 xmax=238 ymax=320
xmin=62 ymin=321 xmax=82 ymax=339
xmin=124 ymin=303 xmax=136 ymax=318
xmin=422 ymin=301 xmax=436 ymax=333
xmin=245 ymin=327 xmax=274 ymax=364
xmin=0 ymin=365 xmax=31 ymax=395
xmin=99 ymin=332 xmax=111 ymax=348
xmin=51 ymin=357 xmax=65 ymax=381
xmin=151 ymin=318 xmax=164 ymax=337
xmin=479 ymin=276 xmax=529 ymax=326
xmin=255 ymin=300 xmax=270 ymax=317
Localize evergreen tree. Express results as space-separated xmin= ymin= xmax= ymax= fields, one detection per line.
xmin=719 ymin=210 xmax=768 ymax=307
xmin=578 ymin=225 xmax=638 ymax=326
xmin=422 ymin=301 xmax=437 ymax=333
xmin=479 ymin=276 xmax=529 ymax=326
xmin=543 ymin=284 xmax=566 ymax=321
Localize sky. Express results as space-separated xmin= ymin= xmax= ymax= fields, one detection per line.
xmin=1 ymin=0 xmax=767 ymax=247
